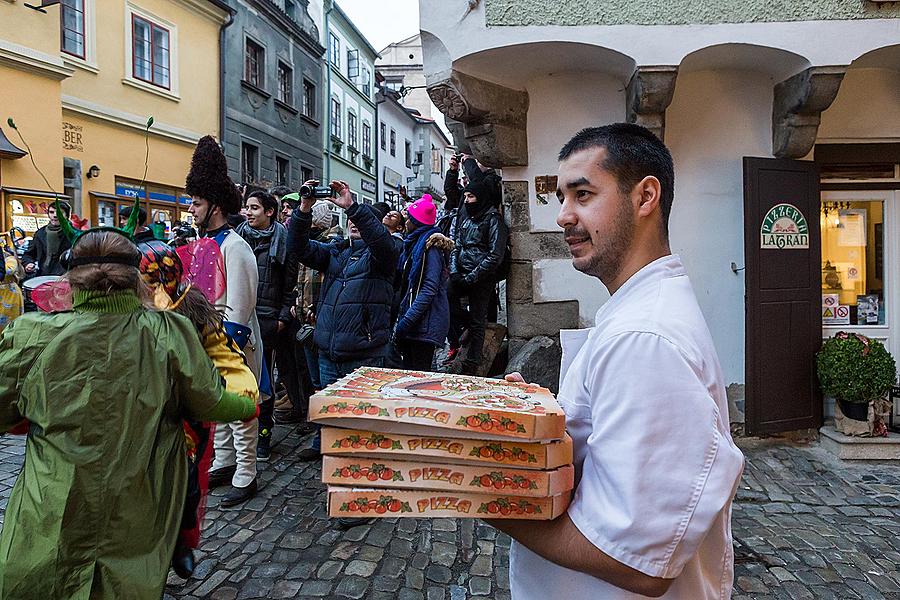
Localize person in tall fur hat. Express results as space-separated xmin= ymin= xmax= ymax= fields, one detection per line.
xmin=186 ymin=135 xmax=265 ymax=506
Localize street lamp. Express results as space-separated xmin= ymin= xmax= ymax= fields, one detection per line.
xmin=406 ymin=161 xmax=421 ymax=184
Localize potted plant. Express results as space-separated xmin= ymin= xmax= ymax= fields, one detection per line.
xmin=817 ymin=332 xmax=896 ymax=421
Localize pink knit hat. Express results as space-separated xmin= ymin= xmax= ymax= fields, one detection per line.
xmin=407 ymin=194 xmax=436 ymax=226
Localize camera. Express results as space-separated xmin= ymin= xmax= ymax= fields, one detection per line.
xmin=299 ymin=184 xmax=334 ymax=199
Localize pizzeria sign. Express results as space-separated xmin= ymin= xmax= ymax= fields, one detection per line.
xmin=760 ymin=203 xmax=809 ymax=249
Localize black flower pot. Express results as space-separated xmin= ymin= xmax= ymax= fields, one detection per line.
xmin=838 ymin=399 xmax=869 ymax=421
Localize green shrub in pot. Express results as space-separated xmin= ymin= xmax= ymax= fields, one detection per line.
xmin=817 ymin=333 xmax=896 ymax=409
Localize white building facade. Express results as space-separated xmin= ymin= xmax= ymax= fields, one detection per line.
xmin=376 ymin=88 xmax=417 ymax=206
xmin=420 ymin=0 xmax=900 ymax=434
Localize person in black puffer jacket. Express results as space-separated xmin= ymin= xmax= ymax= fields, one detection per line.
xmin=449 ymin=177 xmax=509 ymax=375
xmin=236 ymin=190 xmax=299 ymax=461
xmin=288 ymin=180 xmax=399 ymax=459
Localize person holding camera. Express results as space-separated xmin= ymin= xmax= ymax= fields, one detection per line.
xmin=287 ymin=180 xmax=399 ymax=460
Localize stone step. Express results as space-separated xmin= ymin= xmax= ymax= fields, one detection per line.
xmin=819 ymin=425 xmax=900 ymax=460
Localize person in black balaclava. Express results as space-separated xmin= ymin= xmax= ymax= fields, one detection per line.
xmin=447 ymin=177 xmax=508 ymax=375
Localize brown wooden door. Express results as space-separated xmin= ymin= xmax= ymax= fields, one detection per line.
xmin=743 ymin=157 xmax=822 ymax=435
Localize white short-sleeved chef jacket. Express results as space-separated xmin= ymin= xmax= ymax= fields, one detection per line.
xmin=510 ymin=254 xmax=745 ymax=599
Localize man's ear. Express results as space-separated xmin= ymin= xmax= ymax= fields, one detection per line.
xmin=635 ymin=176 xmax=662 ymax=219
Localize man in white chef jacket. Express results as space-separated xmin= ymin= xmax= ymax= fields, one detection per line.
xmin=492 ymin=123 xmax=745 ymax=599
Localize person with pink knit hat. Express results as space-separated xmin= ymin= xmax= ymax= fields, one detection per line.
xmin=394 ymin=195 xmax=454 ymax=371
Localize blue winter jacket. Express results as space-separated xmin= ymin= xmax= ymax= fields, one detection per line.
xmin=395 ymin=233 xmax=452 ymax=347
xmin=288 ymin=202 xmax=399 ymax=361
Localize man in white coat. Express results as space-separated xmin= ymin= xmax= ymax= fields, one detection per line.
xmin=494 ymin=123 xmax=745 ymax=598
xmin=185 ymin=136 xmax=263 ymax=507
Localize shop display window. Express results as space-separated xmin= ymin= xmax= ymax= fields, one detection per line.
xmin=821 ymin=199 xmax=885 ymax=325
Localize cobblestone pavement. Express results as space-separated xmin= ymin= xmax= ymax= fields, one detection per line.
xmin=1 ymin=429 xmax=900 ymax=598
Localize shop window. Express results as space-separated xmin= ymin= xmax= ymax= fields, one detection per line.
xmin=302 ymin=79 xmax=316 ymax=119
xmin=245 ymin=39 xmax=264 ymax=89
xmin=60 ymin=0 xmax=86 ymax=59
xmin=132 ymin=14 xmax=170 ymax=89
xmin=821 ymin=198 xmax=885 ymax=326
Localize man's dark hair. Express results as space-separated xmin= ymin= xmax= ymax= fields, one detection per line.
xmin=119 ymin=205 xmax=147 ymax=226
xmin=269 ymin=185 xmax=292 ymax=200
xmin=558 ymin=123 xmax=675 ymax=231
xmin=248 ymin=191 xmax=279 ymax=217
xmin=371 ymin=201 xmax=392 ymax=220
xmin=51 ymin=201 xmax=72 ymax=219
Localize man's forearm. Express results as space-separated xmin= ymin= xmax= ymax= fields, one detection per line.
xmin=485 ymin=514 xmax=673 ymax=597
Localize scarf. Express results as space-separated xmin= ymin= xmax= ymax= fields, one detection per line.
xmin=399 ymin=225 xmax=441 ymax=297
xmin=44 ymin=223 xmax=62 ymax=273
xmin=235 ymin=220 xmax=288 ymax=264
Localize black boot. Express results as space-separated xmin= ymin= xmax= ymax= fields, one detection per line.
xmin=171 ymin=545 xmax=195 ymax=579
xmin=221 ymin=479 xmax=257 ymax=507
xmin=207 ymin=465 xmax=236 ymax=489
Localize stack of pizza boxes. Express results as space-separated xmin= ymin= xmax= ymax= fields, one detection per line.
xmin=311 ymin=367 xmax=574 ymax=520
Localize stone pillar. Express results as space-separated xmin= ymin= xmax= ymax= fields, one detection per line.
xmin=503 ymin=180 xmax=579 ymax=357
xmin=427 ymin=69 xmax=529 ymax=167
xmin=772 ymin=66 xmax=846 ymax=159
xmin=626 ymin=66 xmax=679 ymax=141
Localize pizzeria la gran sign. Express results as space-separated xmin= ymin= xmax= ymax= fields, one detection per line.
xmin=761 ymin=203 xmax=809 ymax=250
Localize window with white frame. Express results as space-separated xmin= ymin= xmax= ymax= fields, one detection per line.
xmin=245 ymin=38 xmax=264 ymax=88
xmin=276 ymin=156 xmax=289 ymax=186
xmin=361 ymin=68 xmax=371 ymax=97
xmin=302 ymin=79 xmax=316 ymax=118
xmin=331 ymin=98 xmax=341 ymax=139
xmin=277 ymin=61 xmax=293 ymax=105
xmin=362 ymin=122 xmax=371 ymax=158
xmin=347 ymin=48 xmax=359 ymax=79
xmin=329 ymin=33 xmax=340 ymax=68
xmin=132 ymin=13 xmax=170 ymax=89
xmin=348 ymin=112 xmax=358 ymax=151
xmin=61 ymin=0 xmax=86 ymax=59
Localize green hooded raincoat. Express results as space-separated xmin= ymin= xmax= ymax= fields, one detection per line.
xmin=0 ymin=290 xmax=256 ymax=599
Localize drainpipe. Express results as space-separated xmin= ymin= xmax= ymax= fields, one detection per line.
xmin=218 ymin=5 xmax=236 ymax=146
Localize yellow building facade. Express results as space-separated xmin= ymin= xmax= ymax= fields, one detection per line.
xmin=0 ymin=0 xmax=230 ymax=237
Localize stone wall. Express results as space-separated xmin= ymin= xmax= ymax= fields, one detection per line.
xmin=484 ymin=0 xmax=900 ymax=27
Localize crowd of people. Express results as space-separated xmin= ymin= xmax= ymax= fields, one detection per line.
xmin=0 ymin=135 xmax=511 ymax=595
xmin=0 ymin=123 xmax=746 ymax=600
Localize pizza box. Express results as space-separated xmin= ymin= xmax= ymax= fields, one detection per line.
xmin=310 ymin=367 xmax=566 ymax=441
xmin=322 ymin=456 xmax=575 ymax=498
xmin=327 ymin=486 xmax=571 ymax=520
xmin=321 ymin=427 xmax=574 ymax=470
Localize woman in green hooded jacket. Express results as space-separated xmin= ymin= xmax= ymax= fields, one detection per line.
xmin=0 ymin=230 xmax=257 ymax=599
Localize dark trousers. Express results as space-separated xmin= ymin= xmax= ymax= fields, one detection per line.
xmin=258 ymin=316 xmax=279 ymax=434
xmin=449 ymin=280 xmax=494 ymax=369
xmin=275 ymin=319 xmax=311 ymax=420
xmin=398 ymin=339 xmax=438 ymax=372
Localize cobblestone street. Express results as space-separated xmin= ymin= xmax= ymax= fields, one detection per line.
xmin=1 ymin=429 xmax=900 ymax=599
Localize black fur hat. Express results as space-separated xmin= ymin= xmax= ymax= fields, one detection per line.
xmin=185 ymin=136 xmax=241 ymax=215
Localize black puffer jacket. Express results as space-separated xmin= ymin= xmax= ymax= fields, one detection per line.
xmin=450 ymin=207 xmax=508 ymax=285
xmin=288 ymin=203 xmax=398 ymax=361
xmin=242 ymin=230 xmax=299 ymax=323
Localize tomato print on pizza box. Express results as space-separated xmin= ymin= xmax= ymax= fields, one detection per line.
xmin=310 ymin=367 xmax=566 ymax=441
xmin=321 ymin=428 xmax=574 ymax=470
xmin=327 ymin=487 xmax=571 ymax=520
xmin=323 ymin=456 xmax=574 ymax=498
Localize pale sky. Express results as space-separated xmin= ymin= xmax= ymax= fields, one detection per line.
xmin=337 ymin=0 xmax=420 ymax=54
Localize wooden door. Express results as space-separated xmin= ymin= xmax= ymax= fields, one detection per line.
xmin=743 ymin=157 xmax=822 ymax=435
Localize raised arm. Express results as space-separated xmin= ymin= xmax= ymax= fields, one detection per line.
xmin=287 ymin=205 xmax=334 ymax=272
